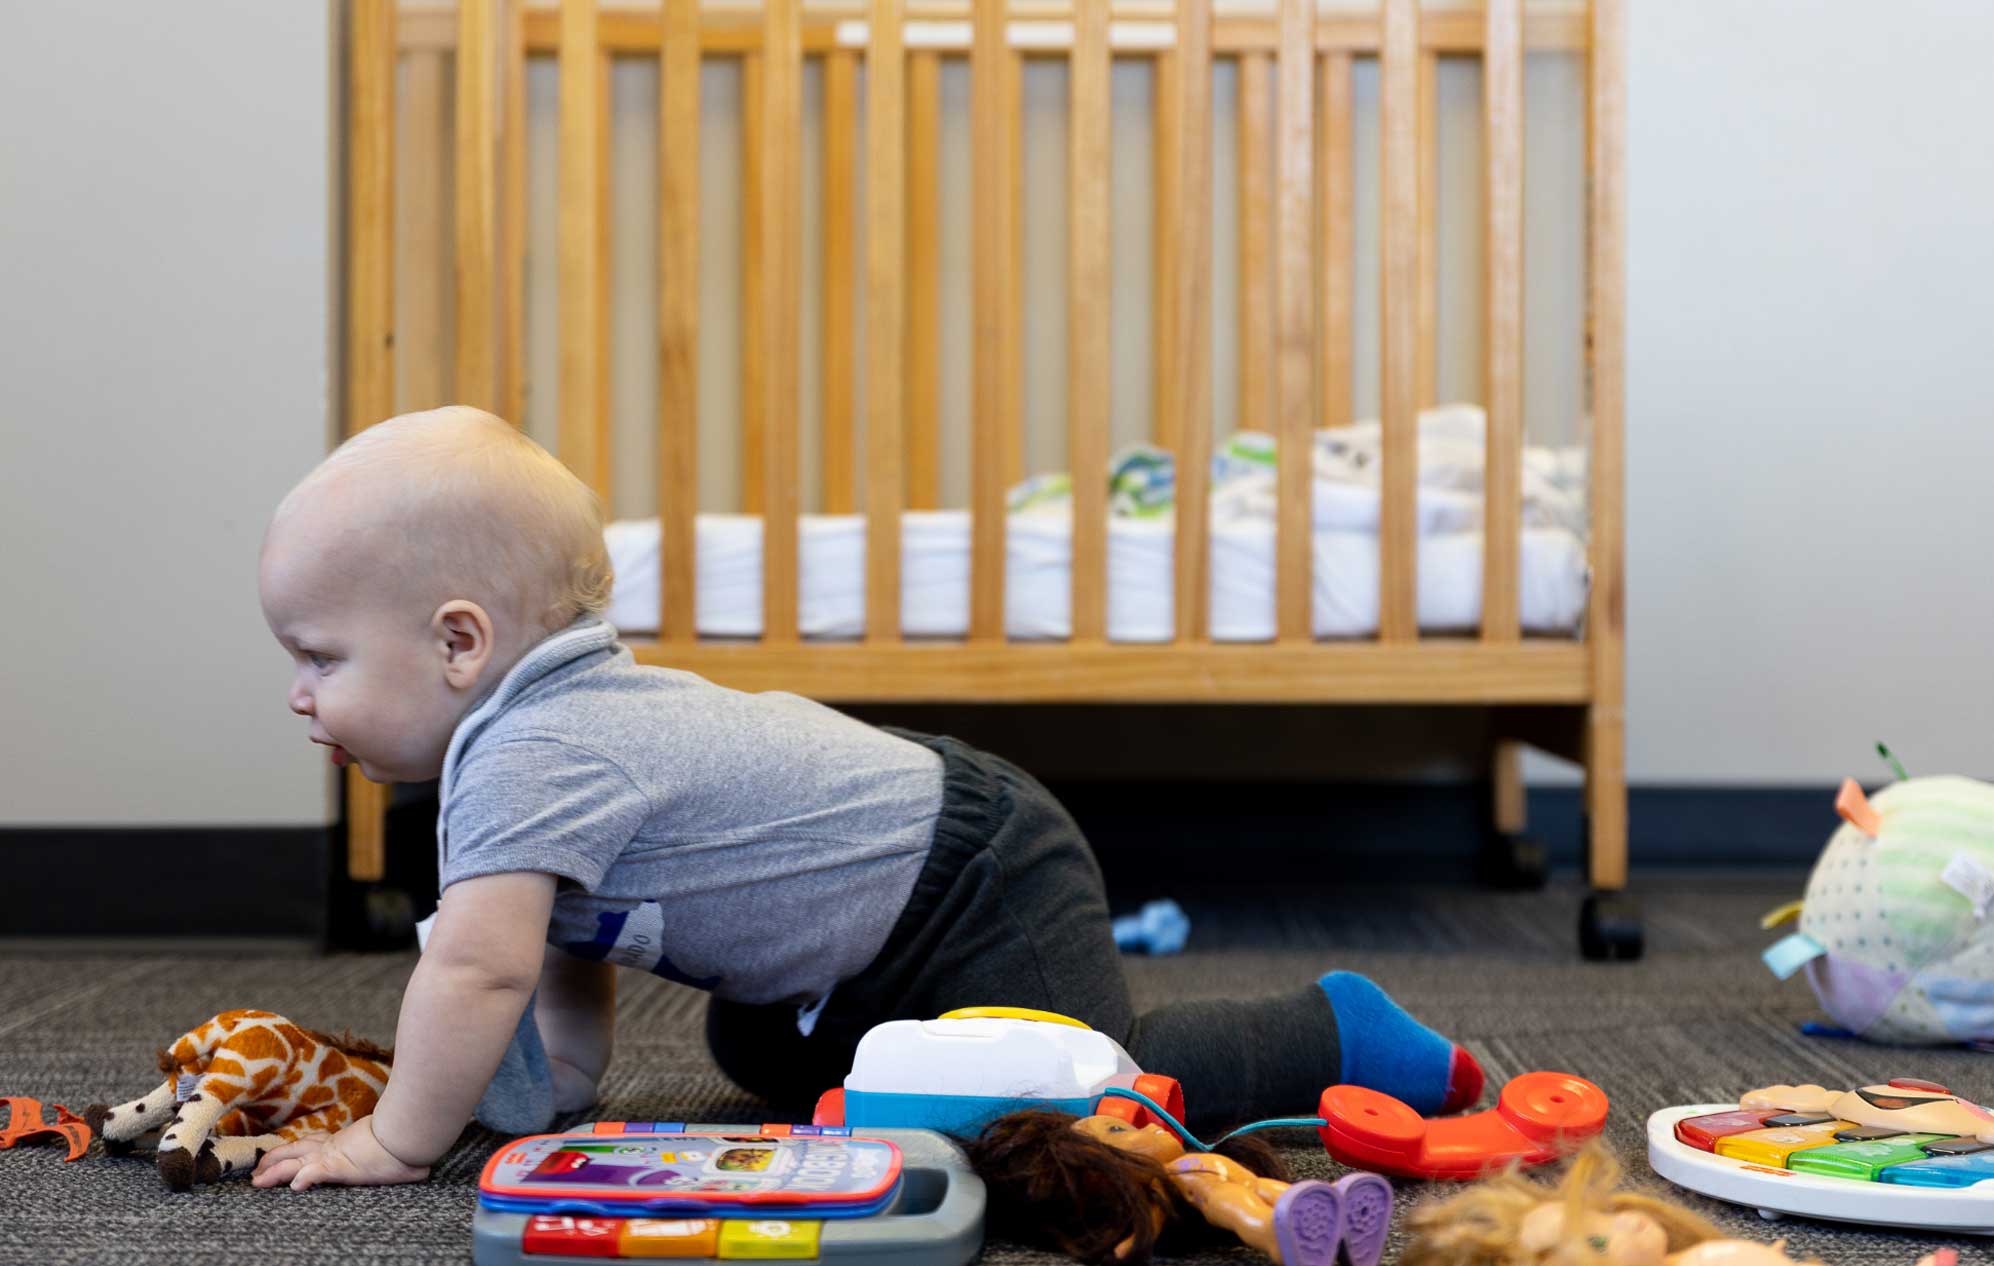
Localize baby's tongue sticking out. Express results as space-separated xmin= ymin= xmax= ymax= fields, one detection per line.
xmin=330 ymin=745 xmax=349 ymax=768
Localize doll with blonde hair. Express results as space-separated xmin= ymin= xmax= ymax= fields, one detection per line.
xmin=1401 ymin=1143 xmax=1958 ymax=1266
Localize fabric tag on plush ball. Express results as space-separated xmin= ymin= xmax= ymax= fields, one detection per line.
xmin=175 ymin=1072 xmax=198 ymax=1102
xmin=1941 ymin=853 xmax=1994 ymax=918
xmin=1763 ymin=931 xmax=1827 ymax=980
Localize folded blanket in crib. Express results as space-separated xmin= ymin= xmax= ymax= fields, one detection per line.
xmin=1005 ymin=403 xmax=1587 ymax=537
xmin=602 ymin=404 xmax=1592 ymax=641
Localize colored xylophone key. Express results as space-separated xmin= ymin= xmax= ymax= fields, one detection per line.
xmin=1788 ymin=1134 xmax=1949 ymax=1181
xmin=1714 ymin=1120 xmax=1855 ymax=1167
xmin=1877 ymin=1141 xmax=1994 ymax=1189
xmin=1674 ymin=1109 xmax=1780 ymax=1152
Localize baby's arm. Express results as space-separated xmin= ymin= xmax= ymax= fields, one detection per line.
xmin=255 ymin=871 xmax=555 ymax=1189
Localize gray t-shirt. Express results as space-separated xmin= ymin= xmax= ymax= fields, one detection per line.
xmin=436 ymin=617 xmax=942 ymax=1008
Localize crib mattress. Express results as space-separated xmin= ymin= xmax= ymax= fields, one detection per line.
xmin=604 ymin=512 xmax=1589 ymax=641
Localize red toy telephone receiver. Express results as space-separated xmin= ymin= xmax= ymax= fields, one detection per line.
xmin=1317 ymin=1072 xmax=1608 ymax=1180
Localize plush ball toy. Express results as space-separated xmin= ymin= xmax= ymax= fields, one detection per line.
xmin=1763 ymin=748 xmax=1994 ymax=1045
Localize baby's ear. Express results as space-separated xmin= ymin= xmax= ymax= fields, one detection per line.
xmin=434 ymin=601 xmax=495 ymax=687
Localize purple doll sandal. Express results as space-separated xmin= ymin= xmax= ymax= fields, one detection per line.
xmin=1270 ymin=1179 xmax=1345 ymax=1266
xmin=1328 ymin=1171 xmax=1393 ymax=1266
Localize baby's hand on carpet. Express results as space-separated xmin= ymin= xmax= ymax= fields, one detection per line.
xmin=252 ymin=1117 xmax=431 ymax=1190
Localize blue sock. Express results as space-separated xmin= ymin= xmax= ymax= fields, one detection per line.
xmin=474 ymin=990 xmax=556 ymax=1136
xmin=1318 ymin=970 xmax=1478 ymax=1114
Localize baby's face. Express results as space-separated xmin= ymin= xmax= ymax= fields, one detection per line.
xmin=260 ymin=519 xmax=473 ymax=784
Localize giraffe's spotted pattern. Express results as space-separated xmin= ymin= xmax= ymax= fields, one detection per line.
xmin=89 ymin=1010 xmax=393 ymax=1191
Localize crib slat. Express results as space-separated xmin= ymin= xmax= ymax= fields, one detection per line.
xmin=905 ymin=52 xmax=942 ymax=510
xmin=500 ymin=0 xmax=527 ymax=424
xmin=1006 ymin=51 xmax=1026 ymax=490
xmin=1237 ymin=52 xmax=1272 ymax=436
xmin=741 ymin=54 xmax=765 ymax=514
xmin=822 ymin=49 xmax=859 ymax=515
xmin=1378 ymin=0 xmax=1419 ymax=642
xmin=1316 ymin=52 xmax=1352 ymax=430
xmin=1481 ymin=0 xmax=1523 ymax=643
xmin=659 ymin=0 xmax=701 ymax=644
xmin=970 ymin=0 xmax=1014 ymax=641
xmin=596 ymin=45 xmax=613 ymax=494
xmin=1273 ymin=0 xmax=1313 ymax=642
xmin=558 ymin=0 xmax=607 ymax=499
xmin=346 ymin=0 xmax=396 ymax=885
xmin=865 ymin=0 xmax=906 ymax=643
xmin=1587 ymin=0 xmax=1629 ymax=888
xmin=1416 ymin=50 xmax=1438 ymax=409
xmin=455 ymin=0 xmax=499 ymax=411
xmin=350 ymin=0 xmax=396 ymax=437
xmin=1171 ymin=0 xmax=1213 ymax=643
xmin=1069 ymin=0 xmax=1111 ymax=643
xmin=402 ymin=50 xmax=451 ymax=411
xmin=1152 ymin=49 xmax=1178 ymax=452
xmin=762 ymin=0 xmax=804 ymax=643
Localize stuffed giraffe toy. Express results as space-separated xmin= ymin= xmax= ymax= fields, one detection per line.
xmin=83 ymin=1009 xmax=392 ymax=1191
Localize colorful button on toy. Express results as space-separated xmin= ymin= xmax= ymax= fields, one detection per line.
xmin=1673 ymin=1108 xmax=1778 ymax=1152
xmin=716 ymin=1218 xmax=822 ymax=1259
xmin=1875 ymin=1147 xmax=1994 ymax=1189
xmin=1713 ymin=1120 xmax=1853 ymax=1167
xmin=523 ymin=1215 xmax=623 ymax=1257
xmin=617 ymin=1219 xmax=722 ymax=1258
xmin=1787 ymin=1134 xmax=1947 ymax=1181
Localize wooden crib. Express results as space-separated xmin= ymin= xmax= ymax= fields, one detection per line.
xmin=340 ymin=0 xmax=1631 ymax=952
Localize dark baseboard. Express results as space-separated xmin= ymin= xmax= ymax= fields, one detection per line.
xmin=1057 ymin=781 xmax=1836 ymax=890
xmin=0 ymin=783 xmax=1837 ymax=939
xmin=0 ymin=826 xmax=332 ymax=939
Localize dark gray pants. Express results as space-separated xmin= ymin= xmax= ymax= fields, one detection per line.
xmin=706 ymin=730 xmax=1337 ymax=1129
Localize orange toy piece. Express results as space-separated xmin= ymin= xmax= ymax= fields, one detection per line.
xmin=1317 ymin=1072 xmax=1609 ymax=1179
xmin=83 ymin=1009 xmax=392 ymax=1191
xmin=0 ymin=1097 xmax=93 ymax=1161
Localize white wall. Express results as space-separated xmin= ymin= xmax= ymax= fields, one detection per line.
xmin=2 ymin=1 xmax=1991 ymax=833
xmin=0 ymin=1 xmax=336 ymax=825
xmin=1622 ymin=0 xmax=1994 ymax=782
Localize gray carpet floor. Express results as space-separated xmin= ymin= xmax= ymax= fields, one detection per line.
xmin=1 ymin=872 xmax=1982 ymax=1265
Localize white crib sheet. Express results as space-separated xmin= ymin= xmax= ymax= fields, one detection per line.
xmin=604 ymin=512 xmax=1589 ymax=641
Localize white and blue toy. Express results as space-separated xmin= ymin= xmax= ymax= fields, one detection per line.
xmin=814 ymin=1007 xmax=1187 ymax=1136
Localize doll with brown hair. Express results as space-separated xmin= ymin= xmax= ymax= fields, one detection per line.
xmin=1400 ymin=1142 xmax=1960 ymax=1266
xmin=967 ymin=1108 xmax=1393 ymax=1266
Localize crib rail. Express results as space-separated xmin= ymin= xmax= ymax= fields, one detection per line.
xmin=342 ymin=0 xmax=1624 ymax=876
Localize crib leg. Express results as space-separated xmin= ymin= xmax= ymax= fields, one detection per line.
xmin=344 ymin=766 xmax=392 ymax=882
xmin=1582 ymin=707 xmax=1626 ymax=891
xmin=1579 ymin=705 xmax=1641 ymax=960
xmin=1492 ymin=740 xmax=1527 ymax=835
xmin=1476 ymin=740 xmax=1546 ymax=890
xmin=336 ymin=768 xmax=417 ymax=951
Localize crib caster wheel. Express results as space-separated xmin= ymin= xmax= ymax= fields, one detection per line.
xmin=1579 ymin=892 xmax=1643 ymax=961
xmin=1476 ymin=832 xmax=1549 ymax=891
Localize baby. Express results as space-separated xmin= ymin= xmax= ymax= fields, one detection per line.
xmin=251 ymin=406 xmax=1484 ymax=1190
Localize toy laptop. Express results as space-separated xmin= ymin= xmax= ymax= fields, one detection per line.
xmin=1648 ymin=1079 xmax=1994 ymax=1235
xmin=472 ymin=1122 xmax=984 ymax=1265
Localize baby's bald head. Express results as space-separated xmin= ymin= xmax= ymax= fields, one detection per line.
xmin=264 ymin=407 xmax=612 ymax=639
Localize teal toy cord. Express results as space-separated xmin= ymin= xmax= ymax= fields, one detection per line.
xmin=1097 ymin=1086 xmax=1328 ymax=1153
